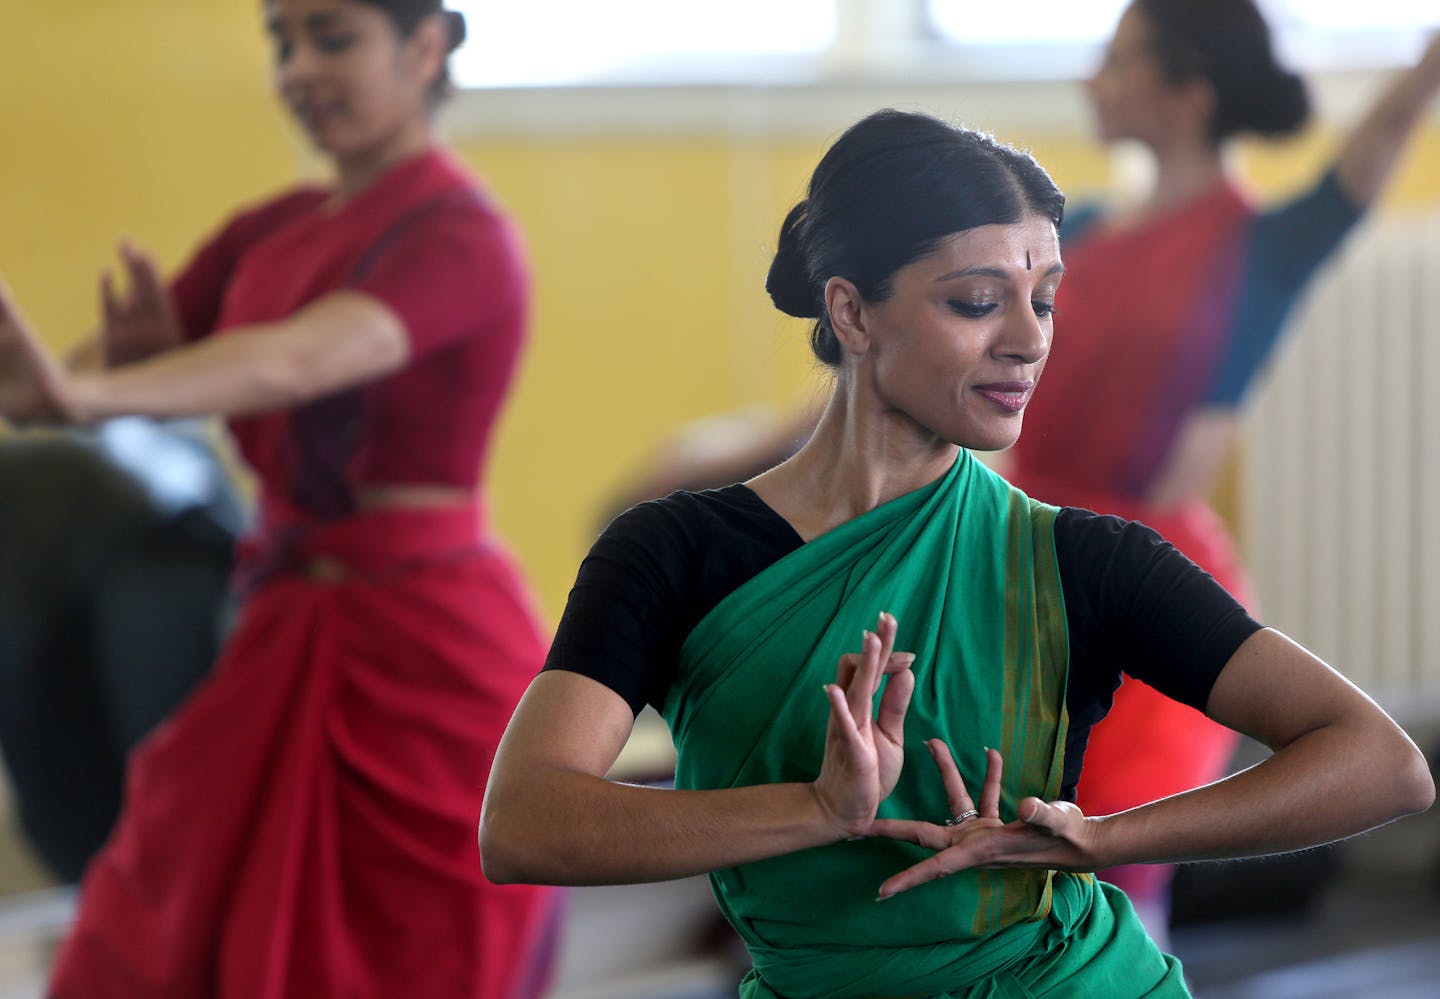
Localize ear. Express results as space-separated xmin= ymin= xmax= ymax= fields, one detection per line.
xmin=1181 ymin=76 xmax=1218 ymax=137
xmin=406 ymin=14 xmax=449 ymax=95
xmin=824 ymin=276 xmax=872 ymax=357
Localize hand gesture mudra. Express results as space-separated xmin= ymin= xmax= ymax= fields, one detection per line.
xmin=0 ymin=278 xmax=77 ymax=425
xmin=871 ymin=740 xmax=1100 ymax=899
xmin=100 ymin=242 xmax=184 ymax=367
xmin=811 ymin=611 xmax=917 ymax=839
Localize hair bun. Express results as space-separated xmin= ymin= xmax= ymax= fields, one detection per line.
xmin=443 ymin=9 xmax=467 ymax=51
xmin=1249 ymin=69 xmax=1309 ymax=138
xmin=766 ymin=201 xmax=821 ymax=319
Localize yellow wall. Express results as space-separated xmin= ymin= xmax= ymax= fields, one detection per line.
xmin=3 ymin=1 xmax=1438 ymax=620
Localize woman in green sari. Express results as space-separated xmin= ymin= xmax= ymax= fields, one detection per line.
xmin=481 ymin=109 xmax=1434 ymax=998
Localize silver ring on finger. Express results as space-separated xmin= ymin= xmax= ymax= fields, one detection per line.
xmin=945 ymin=809 xmax=980 ymax=826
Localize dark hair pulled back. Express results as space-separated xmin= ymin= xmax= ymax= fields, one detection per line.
xmin=1134 ymin=0 xmax=1309 ymax=142
xmin=766 ymin=109 xmax=1065 ymax=367
xmin=352 ymin=0 xmax=467 ymax=101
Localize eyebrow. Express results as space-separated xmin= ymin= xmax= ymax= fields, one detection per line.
xmin=267 ymin=10 xmax=347 ymax=34
xmin=934 ymin=263 xmax=1065 ymax=282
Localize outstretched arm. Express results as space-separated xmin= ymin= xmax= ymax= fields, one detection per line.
xmin=480 ymin=613 xmax=915 ymax=886
xmin=871 ymin=628 xmax=1434 ymax=897
xmin=0 ymin=278 xmax=409 ymax=426
xmin=1334 ymin=33 xmax=1440 ymax=206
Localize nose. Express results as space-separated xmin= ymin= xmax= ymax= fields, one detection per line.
xmin=997 ymin=304 xmax=1050 ymax=366
xmin=278 ymin=40 xmax=323 ymax=90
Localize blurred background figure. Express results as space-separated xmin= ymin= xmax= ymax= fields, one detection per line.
xmin=0 ymin=1 xmax=555 ymax=996
xmin=1004 ymin=1 xmax=1440 ymax=945
xmin=0 ymin=423 xmax=238 ymax=884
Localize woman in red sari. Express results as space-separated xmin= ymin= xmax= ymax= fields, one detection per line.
xmin=0 ymin=2 xmax=554 ymax=996
xmin=1005 ymin=1 xmax=1440 ymax=942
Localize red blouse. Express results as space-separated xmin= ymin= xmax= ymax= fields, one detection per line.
xmin=171 ymin=149 xmax=529 ymax=519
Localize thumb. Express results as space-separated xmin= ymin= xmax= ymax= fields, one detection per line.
xmin=1018 ymin=797 xmax=1064 ymax=831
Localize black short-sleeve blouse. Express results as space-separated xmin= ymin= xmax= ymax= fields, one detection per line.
xmin=545 ymin=485 xmax=1262 ymax=799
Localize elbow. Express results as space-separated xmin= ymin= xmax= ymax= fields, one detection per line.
xmin=1368 ymin=727 xmax=1436 ymax=820
xmin=478 ymin=793 xmax=548 ymax=886
xmin=1396 ymin=742 xmax=1436 ymax=817
xmin=477 ymin=806 xmax=521 ymax=885
xmin=263 ymin=325 xmax=407 ymax=409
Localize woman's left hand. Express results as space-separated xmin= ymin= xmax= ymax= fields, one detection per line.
xmin=0 ymin=279 xmax=79 ymax=425
xmin=869 ymin=740 xmax=1100 ymax=899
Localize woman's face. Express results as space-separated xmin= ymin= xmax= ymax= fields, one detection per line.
xmin=1085 ymin=6 xmax=1194 ymax=144
xmin=853 ymin=213 xmax=1062 ymax=452
xmin=266 ymin=0 xmax=435 ymax=158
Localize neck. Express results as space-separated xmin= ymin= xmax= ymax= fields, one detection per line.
xmin=1140 ymin=133 xmax=1226 ymax=215
xmin=333 ymin=118 xmax=433 ymax=201
xmin=753 ymin=376 xmax=958 ymax=540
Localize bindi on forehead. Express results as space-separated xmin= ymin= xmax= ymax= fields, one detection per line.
xmin=1026 ymin=250 xmax=1032 ymax=271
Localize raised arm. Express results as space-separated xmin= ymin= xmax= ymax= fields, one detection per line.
xmin=480 ymin=614 xmax=916 ymax=886
xmin=0 ymin=279 xmax=409 ymax=426
xmin=1333 ymin=33 xmax=1440 ymax=207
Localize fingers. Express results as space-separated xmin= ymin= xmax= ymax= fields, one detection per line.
xmin=123 ymin=243 xmax=167 ymax=307
xmin=867 ymin=818 xmax=952 ymax=851
xmin=844 ymin=633 xmax=879 ymax=722
xmin=978 ymin=747 xmax=1004 ymax=818
xmin=877 ymin=848 xmax=974 ymax=899
xmin=874 ymin=611 xmax=896 ymax=667
xmin=874 ymin=665 xmax=914 ymax=744
xmin=925 ymin=739 xmax=975 ymax=821
xmin=1017 ymin=797 xmax=1082 ymax=835
xmin=0 ymin=280 xmax=38 ymax=342
xmin=846 ymin=613 xmax=893 ymax=720
xmin=0 ymin=275 xmax=18 ymax=324
xmin=822 ymin=682 xmax=862 ymax=749
xmin=101 ymin=270 xmax=122 ymax=320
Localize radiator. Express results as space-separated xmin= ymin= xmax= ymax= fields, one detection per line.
xmin=1241 ymin=210 xmax=1440 ymax=721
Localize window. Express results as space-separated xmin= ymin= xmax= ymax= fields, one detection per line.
xmin=927 ymin=0 xmax=1433 ymax=72
xmin=451 ymin=0 xmax=836 ymax=88
xmin=928 ymin=0 xmax=1126 ymax=46
xmin=450 ymin=0 xmax=1434 ymax=90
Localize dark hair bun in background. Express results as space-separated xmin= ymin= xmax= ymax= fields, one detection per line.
xmin=443 ymin=9 xmax=466 ymax=51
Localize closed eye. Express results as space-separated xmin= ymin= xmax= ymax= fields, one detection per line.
xmin=948 ymin=301 xmax=997 ymax=318
xmin=1033 ymin=301 xmax=1057 ymax=319
xmin=316 ymin=32 xmax=358 ymax=54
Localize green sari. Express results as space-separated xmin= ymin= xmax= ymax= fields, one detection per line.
xmin=661 ymin=451 xmax=1187 ymax=998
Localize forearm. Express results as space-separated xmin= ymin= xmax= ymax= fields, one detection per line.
xmin=61 ymin=294 xmax=407 ymax=423
xmin=66 ymin=328 xmax=316 ymax=421
xmin=1334 ymin=43 xmax=1440 ymax=206
xmin=65 ymin=335 xmax=104 ymax=373
xmin=1091 ymin=715 xmax=1433 ymax=868
xmin=480 ymin=770 xmax=842 ymax=886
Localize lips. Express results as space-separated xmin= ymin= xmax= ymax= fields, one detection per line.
xmin=291 ymin=100 xmax=342 ymax=132
xmin=973 ymin=381 xmax=1034 ymax=413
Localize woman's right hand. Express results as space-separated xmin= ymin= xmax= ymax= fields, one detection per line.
xmin=100 ymin=242 xmax=183 ymax=367
xmin=0 ymin=278 xmax=80 ymax=425
xmin=811 ymin=611 xmax=916 ymax=839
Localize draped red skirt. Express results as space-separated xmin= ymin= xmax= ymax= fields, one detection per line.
xmin=49 ymin=505 xmax=556 ymax=999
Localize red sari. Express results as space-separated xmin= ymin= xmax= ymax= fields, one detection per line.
xmin=50 ymin=151 xmax=555 ymax=999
